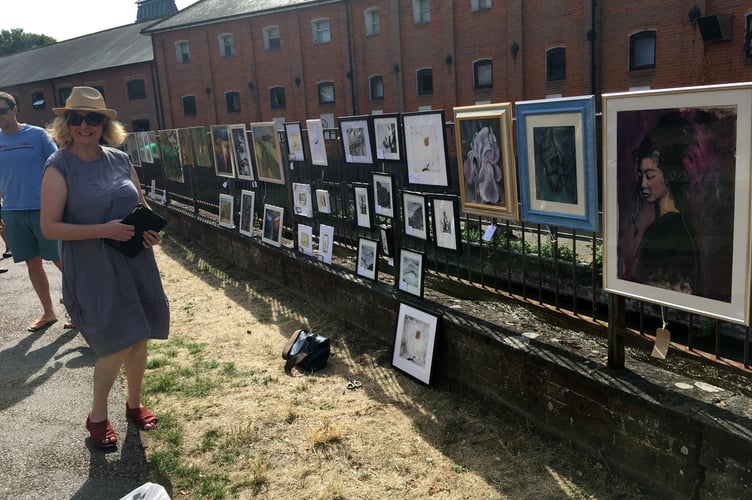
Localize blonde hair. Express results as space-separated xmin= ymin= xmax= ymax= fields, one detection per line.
xmin=47 ymin=113 xmax=128 ymax=148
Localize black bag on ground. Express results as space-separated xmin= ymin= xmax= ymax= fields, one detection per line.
xmin=282 ymin=329 xmax=330 ymax=372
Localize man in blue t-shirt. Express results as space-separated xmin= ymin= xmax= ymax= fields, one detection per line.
xmin=0 ymin=91 xmax=62 ymax=332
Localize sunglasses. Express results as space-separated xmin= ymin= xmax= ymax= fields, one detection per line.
xmin=0 ymin=107 xmax=14 ymax=115
xmin=67 ymin=112 xmax=105 ymax=127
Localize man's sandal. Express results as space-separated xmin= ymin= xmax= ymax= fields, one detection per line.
xmin=86 ymin=413 xmax=117 ymax=449
xmin=126 ymin=404 xmax=158 ymax=431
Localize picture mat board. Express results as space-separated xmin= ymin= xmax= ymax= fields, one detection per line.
xmin=297 ymin=224 xmax=314 ymax=256
xmin=230 ymin=124 xmax=255 ymax=180
xmin=218 ymin=194 xmax=235 ymax=228
xmin=392 ymin=303 xmax=438 ymax=385
xmin=373 ymin=114 xmax=402 ymax=162
xmin=373 ymin=172 xmax=395 ymax=218
xmin=239 ymin=189 xmax=256 ymax=237
xmin=403 ymin=111 xmax=449 ymax=187
xmin=261 ymin=204 xmax=284 ymax=247
xmin=285 ymin=122 xmax=306 ymax=162
xmin=399 ymin=248 xmax=425 ymax=297
xmin=340 ymin=116 xmax=374 ymax=165
xmin=306 ymin=119 xmax=329 ymax=166
xmin=251 ymin=122 xmax=285 ymax=184
xmin=316 ymin=189 xmax=332 ymax=214
xmin=431 ymin=195 xmax=461 ymax=252
xmin=318 ymin=224 xmax=335 ymax=264
xmin=356 ymin=237 xmax=379 ymax=280
xmin=354 ymin=185 xmax=372 ymax=229
xmin=402 ymin=191 xmax=428 ymax=240
xmin=210 ymin=125 xmax=236 ymax=178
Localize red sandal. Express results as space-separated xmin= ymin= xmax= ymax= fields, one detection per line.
xmin=86 ymin=413 xmax=118 ymax=449
xmin=126 ymin=404 xmax=158 ymax=431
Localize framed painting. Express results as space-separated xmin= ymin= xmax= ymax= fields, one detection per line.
xmin=402 ymin=190 xmax=428 ymax=240
xmin=285 ymin=122 xmax=306 ymax=162
xmin=293 ymin=183 xmax=313 ymax=218
xmin=373 ymin=113 xmax=402 ymax=162
xmin=392 ymin=303 xmax=438 ymax=385
xmin=177 ymin=128 xmax=195 ymax=167
xmin=431 ymin=194 xmax=461 ymax=252
xmin=306 ymin=118 xmax=328 ymax=166
xmin=138 ymin=132 xmax=153 ymax=164
xmin=261 ymin=204 xmax=284 ymax=247
xmin=372 ymin=172 xmax=395 ymax=218
xmin=297 ymin=224 xmax=314 ymax=256
xmin=218 ymin=194 xmax=235 ymax=229
xmin=210 ymin=125 xmax=236 ymax=178
xmin=318 ymin=224 xmax=335 ymax=264
xmin=603 ymin=83 xmax=752 ymax=325
xmin=251 ymin=122 xmax=285 ymax=185
xmin=339 ymin=115 xmax=374 ymax=165
xmin=126 ymin=133 xmax=140 ymax=167
xmin=230 ymin=123 xmax=255 ymax=180
xmin=399 ymin=248 xmax=425 ymax=298
xmin=158 ymin=129 xmax=184 ymax=183
xmin=402 ymin=110 xmax=449 ymax=187
xmin=354 ymin=183 xmax=372 ymax=229
xmin=191 ymin=126 xmax=213 ymax=168
xmin=239 ymin=189 xmax=255 ymax=237
xmin=316 ymin=189 xmax=332 ymax=214
xmin=147 ymin=131 xmax=159 ymax=160
xmin=379 ymin=224 xmax=395 ymax=258
xmin=356 ymin=237 xmax=379 ymax=281
xmin=515 ymin=96 xmax=598 ymax=232
xmin=454 ymin=103 xmax=518 ymax=220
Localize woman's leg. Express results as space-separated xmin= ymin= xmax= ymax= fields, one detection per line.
xmin=90 ymin=346 xmax=132 ymax=423
xmin=124 ymin=339 xmax=157 ymax=430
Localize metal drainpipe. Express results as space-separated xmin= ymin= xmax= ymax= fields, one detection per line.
xmin=345 ymin=0 xmax=357 ymax=115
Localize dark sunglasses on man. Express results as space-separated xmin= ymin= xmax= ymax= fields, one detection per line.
xmin=67 ymin=112 xmax=105 ymax=127
xmin=0 ymin=106 xmax=14 ymax=115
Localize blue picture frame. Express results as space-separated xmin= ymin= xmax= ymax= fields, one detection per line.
xmin=514 ymin=96 xmax=598 ymax=232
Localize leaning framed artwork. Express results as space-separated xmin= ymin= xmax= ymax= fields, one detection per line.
xmin=306 ymin=118 xmax=328 ymax=166
xmin=402 ymin=190 xmax=428 ymax=240
xmin=239 ymin=189 xmax=255 ymax=237
xmin=297 ymin=224 xmax=314 ymax=256
xmin=402 ymin=110 xmax=449 ymax=187
xmin=398 ymin=248 xmax=425 ymax=298
xmin=210 ymin=125 xmax=236 ymax=178
xmin=218 ymin=194 xmax=235 ymax=229
xmin=372 ymin=172 xmax=395 ymax=218
xmin=316 ymin=189 xmax=332 ymax=214
xmin=318 ymin=224 xmax=335 ymax=264
xmin=603 ymin=83 xmax=752 ymax=325
xmin=339 ymin=115 xmax=374 ymax=165
xmin=431 ymin=194 xmax=461 ymax=252
xmin=515 ymin=96 xmax=598 ymax=232
xmin=454 ymin=103 xmax=518 ymax=220
xmin=251 ymin=122 xmax=285 ymax=185
xmin=373 ymin=113 xmax=402 ymax=162
xmin=261 ymin=204 xmax=284 ymax=247
xmin=292 ymin=183 xmax=313 ymax=218
xmin=356 ymin=237 xmax=379 ymax=281
xmin=158 ymin=129 xmax=184 ymax=183
xmin=392 ymin=303 xmax=438 ymax=385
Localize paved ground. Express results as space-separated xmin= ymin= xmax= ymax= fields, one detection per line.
xmin=0 ymin=256 xmax=151 ymax=499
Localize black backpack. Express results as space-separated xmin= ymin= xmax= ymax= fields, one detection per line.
xmin=282 ymin=329 xmax=330 ymax=372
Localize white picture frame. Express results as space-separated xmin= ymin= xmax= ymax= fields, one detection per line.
xmin=297 ymin=224 xmax=314 ymax=256
xmin=292 ymin=183 xmax=314 ymax=218
xmin=306 ymin=118 xmax=328 ymax=166
xmin=239 ymin=189 xmax=255 ymax=237
xmin=218 ymin=194 xmax=235 ymax=229
xmin=318 ymin=224 xmax=335 ymax=264
xmin=316 ymin=189 xmax=331 ymax=214
xmin=261 ymin=204 xmax=284 ymax=247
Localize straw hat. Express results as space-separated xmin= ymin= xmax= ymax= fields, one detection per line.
xmin=52 ymin=86 xmax=117 ymax=120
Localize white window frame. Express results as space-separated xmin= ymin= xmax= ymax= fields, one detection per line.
xmin=413 ymin=0 xmax=430 ymax=24
xmin=312 ymin=18 xmax=331 ymax=44
xmin=175 ymin=40 xmax=190 ymax=63
xmin=364 ymin=8 xmax=380 ymax=36
xmin=218 ymin=33 xmax=235 ymax=58
xmin=264 ymin=26 xmax=280 ymax=51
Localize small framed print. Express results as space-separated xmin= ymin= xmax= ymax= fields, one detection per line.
xmin=379 ymin=224 xmax=395 ymax=258
xmin=177 ymin=128 xmax=195 ymax=167
xmin=454 ymin=103 xmax=518 ymax=220
xmin=158 ymin=129 xmax=184 ymax=183
xmin=261 ymin=204 xmax=284 ymax=247
xmin=431 ymin=194 xmax=461 ymax=252
xmin=210 ymin=125 xmax=236 ymax=178
xmin=316 ymin=189 xmax=332 ymax=214
xmin=356 ymin=237 xmax=379 ymax=281
xmin=239 ymin=189 xmax=255 ymax=237
xmin=297 ymin=224 xmax=314 ymax=256
xmin=392 ymin=303 xmax=438 ymax=385
xmin=372 ymin=172 xmax=395 ymax=218
xmin=306 ymin=118 xmax=329 ymax=166
xmin=230 ymin=123 xmax=255 ymax=181
xmin=402 ymin=110 xmax=449 ymax=187
xmin=127 ymin=133 xmax=140 ymax=166
xmin=292 ymin=183 xmax=314 ymax=218
xmin=402 ymin=191 xmax=428 ymax=240
xmin=285 ymin=122 xmax=306 ymax=162
xmin=318 ymin=224 xmax=335 ymax=264
xmin=373 ymin=113 xmax=402 ymax=162
xmin=339 ymin=115 xmax=374 ymax=165
xmin=218 ymin=194 xmax=235 ymax=229
xmin=399 ymin=248 xmax=425 ymax=298
xmin=251 ymin=122 xmax=285 ymax=185
xmin=354 ymin=183 xmax=372 ymax=229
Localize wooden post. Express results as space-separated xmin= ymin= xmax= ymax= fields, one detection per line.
xmin=607 ymin=293 xmax=625 ymax=369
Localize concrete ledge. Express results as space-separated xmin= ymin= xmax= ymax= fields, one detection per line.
xmin=157 ymin=205 xmax=752 ymax=500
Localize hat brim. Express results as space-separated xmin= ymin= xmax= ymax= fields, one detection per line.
xmin=52 ymin=106 xmax=117 ymax=120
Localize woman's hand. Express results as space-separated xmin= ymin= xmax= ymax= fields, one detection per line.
xmin=143 ymin=229 xmax=161 ymax=249
xmin=105 ymin=219 xmax=136 ymax=241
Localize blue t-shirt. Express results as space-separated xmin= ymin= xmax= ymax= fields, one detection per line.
xmin=0 ymin=124 xmax=58 ymax=210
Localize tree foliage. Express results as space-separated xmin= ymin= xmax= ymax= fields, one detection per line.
xmin=0 ymin=28 xmax=56 ymax=57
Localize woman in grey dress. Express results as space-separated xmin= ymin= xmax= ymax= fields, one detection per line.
xmin=40 ymin=87 xmax=169 ymax=449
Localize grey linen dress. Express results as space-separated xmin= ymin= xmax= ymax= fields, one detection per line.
xmin=46 ymin=147 xmax=169 ymax=356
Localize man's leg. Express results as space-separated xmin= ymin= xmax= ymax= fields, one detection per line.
xmin=26 ymin=256 xmax=56 ymax=321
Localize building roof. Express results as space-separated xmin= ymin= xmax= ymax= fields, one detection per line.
xmin=0 ymin=22 xmax=155 ymax=88
xmin=144 ymin=0 xmax=327 ymax=33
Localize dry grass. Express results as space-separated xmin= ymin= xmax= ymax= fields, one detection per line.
xmin=140 ymin=235 xmax=650 ymax=499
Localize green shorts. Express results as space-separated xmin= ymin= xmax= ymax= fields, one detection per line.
xmin=2 ymin=210 xmax=59 ymax=263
